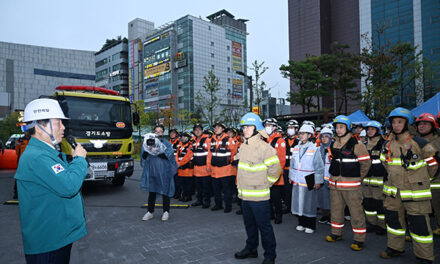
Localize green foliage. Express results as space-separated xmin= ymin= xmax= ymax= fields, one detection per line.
xmin=250 ymin=60 xmax=268 ymax=112
xmin=195 ymin=70 xmax=221 ymax=127
xmin=177 ymin=109 xmax=199 ymax=132
xmin=0 ymin=112 xmax=21 ymax=143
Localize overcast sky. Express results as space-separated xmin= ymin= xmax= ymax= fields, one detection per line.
xmin=1 ymin=0 xmax=290 ymax=100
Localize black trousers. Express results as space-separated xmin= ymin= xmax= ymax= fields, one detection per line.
xmin=298 ymin=215 xmax=316 ymax=230
xmin=270 ymin=185 xmax=283 ymax=217
xmin=25 ymin=243 xmax=72 ymax=264
xmin=283 ymin=169 xmax=292 ymax=210
xmin=195 ymin=176 xmax=212 ymax=205
xmin=179 ymin=177 xmax=194 ymax=198
xmin=212 ymin=176 xmax=234 ymax=208
xmin=148 ymin=192 xmax=170 ymax=213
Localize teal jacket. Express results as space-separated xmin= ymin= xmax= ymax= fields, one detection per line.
xmin=14 ymin=137 xmax=88 ymax=254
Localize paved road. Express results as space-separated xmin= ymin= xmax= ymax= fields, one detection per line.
xmin=1 ymin=162 xmax=438 ymax=263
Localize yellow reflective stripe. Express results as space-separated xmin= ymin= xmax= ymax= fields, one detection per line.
xmin=410 ymin=232 xmax=433 ymax=243
xmin=364 ymin=210 xmax=377 ymax=216
xmin=387 ymin=158 xmax=403 ymax=165
xmin=400 ymin=189 xmax=432 ymax=199
xmin=406 ymin=160 xmax=427 ymax=170
xmin=238 ymin=162 xmax=267 ymax=172
xmin=387 ymin=225 xmax=405 ymax=236
xmin=264 ymin=156 xmax=280 ymax=166
xmin=430 ymin=183 xmax=440 ymax=189
xmin=377 ymin=214 xmax=385 ymax=220
xmin=238 ymin=188 xmax=270 ymax=197
xmin=267 ymin=175 xmax=278 ymax=183
xmin=379 ymin=153 xmax=386 ymax=162
xmin=363 ymin=178 xmax=384 ymax=186
xmin=383 ymin=185 xmax=398 ymax=196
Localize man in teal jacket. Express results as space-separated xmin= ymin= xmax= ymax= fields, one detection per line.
xmin=15 ymin=98 xmax=88 ymax=263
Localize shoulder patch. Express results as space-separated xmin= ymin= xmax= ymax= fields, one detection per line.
xmin=51 ymin=163 xmax=65 ymax=174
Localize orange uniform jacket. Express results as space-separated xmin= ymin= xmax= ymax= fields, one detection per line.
xmin=176 ymin=141 xmax=193 ymax=177
xmin=267 ymin=132 xmax=286 ymax=185
xmin=192 ymin=135 xmax=211 ymax=177
xmin=207 ymin=133 xmax=237 ymax=178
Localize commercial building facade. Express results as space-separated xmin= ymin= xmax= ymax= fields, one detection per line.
xmin=95 ymin=39 xmax=129 ymax=96
xmin=0 ymin=41 xmax=95 ymax=118
xmin=128 ymin=10 xmax=248 ymax=123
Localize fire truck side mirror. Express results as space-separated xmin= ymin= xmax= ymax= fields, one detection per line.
xmin=133 ymin=112 xmax=140 ymax=126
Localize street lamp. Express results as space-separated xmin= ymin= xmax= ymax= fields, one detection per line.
xmin=236 ymin=71 xmax=253 ymax=112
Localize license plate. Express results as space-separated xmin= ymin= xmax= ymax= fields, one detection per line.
xmin=90 ymin=162 xmax=107 ymax=171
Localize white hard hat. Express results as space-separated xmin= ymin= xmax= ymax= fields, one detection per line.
xmin=359 ymin=129 xmax=366 ymax=137
xmin=299 ymin=124 xmax=314 ymax=134
xmin=23 ymin=99 xmax=68 ymax=122
xmin=320 ymin=127 xmax=333 ymax=138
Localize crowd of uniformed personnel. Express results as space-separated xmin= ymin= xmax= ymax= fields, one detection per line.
xmin=166 ymin=107 xmax=440 ymax=264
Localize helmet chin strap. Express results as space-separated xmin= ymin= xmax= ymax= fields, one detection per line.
xmin=37 ymin=120 xmax=60 ymax=151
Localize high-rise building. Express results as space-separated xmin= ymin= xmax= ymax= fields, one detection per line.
xmin=360 ymin=0 xmax=440 ymax=108
xmin=0 ymin=41 xmax=95 ymax=118
xmin=288 ymin=0 xmax=361 ymax=115
xmin=95 ymin=39 xmax=129 ymax=96
xmin=128 ymin=10 xmax=248 ymax=124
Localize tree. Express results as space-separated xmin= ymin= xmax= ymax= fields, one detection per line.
xmin=133 ymin=100 xmax=159 ymax=137
xmin=280 ymin=57 xmax=331 ymax=113
xmin=159 ymin=94 xmax=176 ymax=132
xmin=177 ymin=109 xmax=198 ymax=131
xmin=250 ymin=60 xmax=268 ymax=112
xmin=0 ymin=112 xmax=21 ymax=143
xmin=195 ymin=70 xmax=221 ymax=127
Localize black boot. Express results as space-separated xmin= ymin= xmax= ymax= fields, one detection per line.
xmin=211 ymin=204 xmax=223 ymax=211
xmin=191 ymin=201 xmax=202 ymax=207
xmin=202 ymin=203 xmax=210 ymax=209
xmin=274 ymin=214 xmax=282 ymax=224
xmin=234 ymin=248 xmax=258 ymax=259
xmin=262 ymin=258 xmax=275 ymax=264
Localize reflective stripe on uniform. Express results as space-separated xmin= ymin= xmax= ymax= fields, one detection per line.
xmin=387 ymin=225 xmax=405 ymax=236
xmin=329 ymin=179 xmax=361 ymax=188
xmin=364 ymin=210 xmax=377 ymax=216
xmin=430 ymin=182 xmax=440 ymax=189
xmin=410 ymin=232 xmax=433 ymax=244
xmin=383 ymin=185 xmax=398 ymax=196
xmin=371 ymin=159 xmax=381 ymax=164
xmin=357 ymin=154 xmax=370 ymax=161
xmin=377 ymin=214 xmax=385 ymax=220
xmin=238 ymin=162 xmax=267 ymax=172
xmin=238 ymin=188 xmax=270 ymax=198
xmin=425 ymin=156 xmax=438 ymax=166
xmin=381 ymin=156 xmax=427 ymax=170
xmin=212 ymin=152 xmax=231 ymax=157
xmin=352 ymin=227 xmax=366 ymax=234
xmin=400 ymin=189 xmax=431 ymax=199
xmin=363 ymin=177 xmax=384 ymax=186
xmin=292 ymin=181 xmax=307 ymax=187
xmin=331 ymin=222 xmax=344 ymax=229
xmin=264 ymin=156 xmax=280 ymax=166
xmin=193 ymin=152 xmax=208 ymax=157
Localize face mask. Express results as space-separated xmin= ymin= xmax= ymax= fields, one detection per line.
xmin=265 ymin=126 xmax=273 ymax=135
xmin=287 ymin=128 xmax=296 ymax=136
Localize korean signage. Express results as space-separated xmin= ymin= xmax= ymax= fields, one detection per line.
xmin=144 ymin=61 xmax=171 ymax=79
xmin=232 ymin=77 xmax=243 ymax=99
xmin=232 ymin=41 xmax=242 ymax=71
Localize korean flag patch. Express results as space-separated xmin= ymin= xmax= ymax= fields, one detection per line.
xmin=51 ymin=163 xmax=65 ymax=174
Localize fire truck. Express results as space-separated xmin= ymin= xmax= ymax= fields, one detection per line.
xmin=50 ymin=86 xmax=139 ymax=186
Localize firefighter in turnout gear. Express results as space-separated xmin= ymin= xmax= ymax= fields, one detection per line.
xmin=284 ymin=120 xmax=300 ymax=214
xmin=234 ymin=112 xmax=281 ymax=264
xmin=175 ymin=132 xmax=194 ymax=202
xmin=379 ymin=108 xmax=438 ymax=264
xmin=325 ymin=115 xmax=371 ymax=251
xmin=207 ymin=122 xmax=237 ymax=213
xmin=415 ymin=113 xmax=440 ymax=236
xmin=191 ymin=123 xmax=212 ymax=208
xmin=264 ymin=118 xmax=286 ymax=224
xmin=362 ymin=121 xmax=387 ymax=236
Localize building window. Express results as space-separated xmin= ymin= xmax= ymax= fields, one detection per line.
xmin=208 ymin=26 xmax=211 ymax=30
xmin=227 ymin=56 xmax=230 ymax=62
xmin=433 ymin=47 xmax=440 ymax=55
xmin=112 ymin=64 xmax=120 ymax=71
xmin=228 ymin=78 xmax=231 ymax=83
xmin=95 ymin=58 xmax=107 ymax=68
xmin=211 ymin=65 xmax=215 ymax=70
xmin=112 ymin=53 xmax=120 ymax=61
xmin=211 ymin=53 xmax=215 ymax=58
xmin=211 ymin=41 xmax=214 ymax=46
xmin=227 ymin=67 xmax=230 ymax=73
xmin=227 ymin=46 xmax=230 ymax=51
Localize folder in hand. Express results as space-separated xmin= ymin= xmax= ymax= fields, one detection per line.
xmin=305 ymin=174 xmax=315 ymax=191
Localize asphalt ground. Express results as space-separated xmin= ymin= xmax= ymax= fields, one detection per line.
xmin=1 ymin=162 xmax=439 ymax=263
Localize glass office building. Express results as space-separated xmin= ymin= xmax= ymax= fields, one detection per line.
xmin=361 ymin=0 xmax=440 ymax=108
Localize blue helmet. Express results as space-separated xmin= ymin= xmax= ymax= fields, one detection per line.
xmin=240 ymin=112 xmax=264 ymax=131
xmin=365 ymin=120 xmax=382 ymax=135
xmin=388 ymin=107 xmax=414 ymax=125
xmin=333 ymin=115 xmax=351 ymax=129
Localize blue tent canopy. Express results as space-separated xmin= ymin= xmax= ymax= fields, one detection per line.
xmin=411 ymin=92 xmax=440 ymax=118
xmin=348 ymin=110 xmax=371 ymax=126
